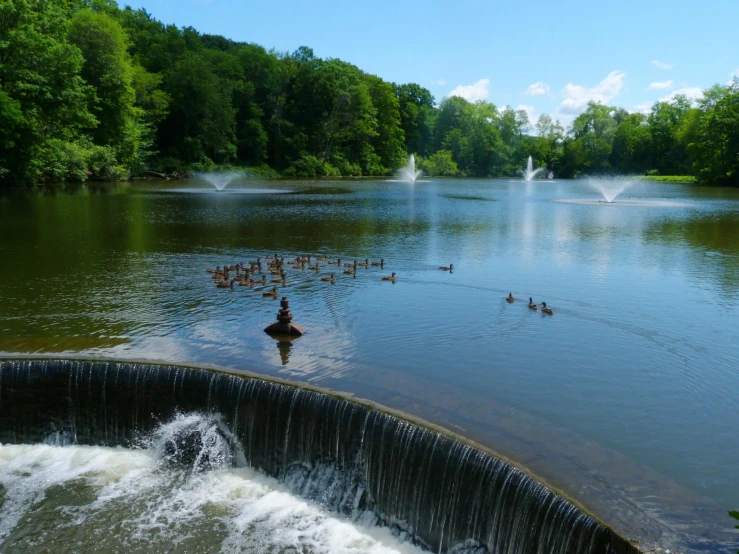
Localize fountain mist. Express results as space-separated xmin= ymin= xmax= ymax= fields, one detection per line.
xmin=398 ymin=155 xmax=422 ymax=183
xmin=197 ymin=171 xmax=242 ymax=191
xmin=519 ymin=156 xmax=543 ymax=182
xmin=586 ymin=177 xmax=635 ymax=203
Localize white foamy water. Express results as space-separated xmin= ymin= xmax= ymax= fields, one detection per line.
xmin=0 ymin=442 xmax=428 ymax=553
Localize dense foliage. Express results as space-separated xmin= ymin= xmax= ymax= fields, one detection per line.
xmin=1 ymin=0 xmax=737 ymax=185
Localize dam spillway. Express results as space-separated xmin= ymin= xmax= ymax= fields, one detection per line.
xmin=0 ymin=359 xmax=637 ymax=554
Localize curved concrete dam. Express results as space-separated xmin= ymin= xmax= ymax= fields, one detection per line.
xmin=0 ymin=359 xmax=638 ymax=553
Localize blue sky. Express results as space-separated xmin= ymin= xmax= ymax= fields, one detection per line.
xmin=123 ymin=0 xmax=739 ymax=124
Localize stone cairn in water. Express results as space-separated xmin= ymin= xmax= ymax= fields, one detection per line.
xmin=264 ymin=297 xmax=305 ymax=337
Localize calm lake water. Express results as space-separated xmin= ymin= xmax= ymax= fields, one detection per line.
xmin=1 ymin=177 xmax=738 ymax=550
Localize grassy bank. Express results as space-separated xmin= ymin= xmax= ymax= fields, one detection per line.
xmin=640 ymin=175 xmax=697 ymax=184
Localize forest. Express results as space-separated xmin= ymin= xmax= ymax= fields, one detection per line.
xmin=1 ymin=0 xmax=737 ymax=185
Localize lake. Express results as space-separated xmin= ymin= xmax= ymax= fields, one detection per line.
xmin=1 ymin=177 xmax=737 ymax=551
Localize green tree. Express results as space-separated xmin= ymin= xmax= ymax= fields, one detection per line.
xmin=648 ymin=96 xmax=694 ymax=175
xmin=68 ymin=9 xmax=144 ymax=177
xmin=394 ymin=83 xmax=434 ymax=156
xmin=130 ymin=64 xmax=170 ymax=128
xmin=366 ymin=75 xmax=405 ymax=173
xmin=158 ymin=51 xmax=237 ymax=166
xmin=434 ymin=98 xmax=506 ymax=176
xmin=314 ymin=60 xmax=377 ymax=169
xmin=571 ymin=102 xmax=618 ymax=142
xmin=434 ymin=96 xmax=470 ymax=152
xmin=610 ymin=113 xmax=651 ymax=173
xmin=560 ymin=102 xmax=620 ymax=175
xmin=420 ymin=149 xmax=458 ymax=176
xmin=690 ymin=80 xmax=739 ymax=186
xmin=0 ymin=90 xmax=25 ymax=178
xmin=535 ymin=114 xmax=564 ymax=140
xmin=0 ymin=0 xmax=95 ymax=183
xmin=1 ymin=0 xmax=736 ymax=185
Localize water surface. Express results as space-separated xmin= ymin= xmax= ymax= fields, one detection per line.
xmin=1 ymin=177 xmax=738 ymax=549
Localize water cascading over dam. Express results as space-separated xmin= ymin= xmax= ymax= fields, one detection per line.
xmin=0 ymin=359 xmax=637 ymax=554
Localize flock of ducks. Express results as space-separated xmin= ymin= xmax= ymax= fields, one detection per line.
xmin=206 ymin=254 xmax=408 ymax=293
xmin=207 ymin=254 xmax=554 ymax=315
xmin=507 ymin=293 xmax=554 ymax=315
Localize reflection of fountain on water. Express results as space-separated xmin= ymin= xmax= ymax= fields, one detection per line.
xmin=587 ymin=177 xmax=635 ymax=203
xmin=519 ymin=156 xmax=543 ymax=182
xmin=397 ymin=155 xmax=422 ymax=183
xmin=196 ymin=171 xmax=242 ymax=191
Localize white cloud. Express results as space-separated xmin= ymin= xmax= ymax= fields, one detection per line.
xmin=448 ymin=79 xmax=490 ymax=102
xmin=516 ymin=104 xmax=535 ymax=120
xmin=524 ymin=82 xmax=550 ymax=96
xmin=631 ymin=101 xmax=653 ymax=114
xmin=646 ymin=80 xmax=673 ymax=91
xmin=652 ymin=60 xmax=675 ymax=69
xmin=437 ymin=79 xmax=447 ymax=86
xmin=557 ymin=71 xmax=626 ymax=115
xmin=660 ymin=87 xmax=703 ymax=103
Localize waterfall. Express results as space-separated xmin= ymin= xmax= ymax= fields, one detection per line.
xmin=0 ymin=359 xmax=636 ymax=554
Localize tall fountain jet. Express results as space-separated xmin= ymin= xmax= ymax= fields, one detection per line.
xmin=519 ymin=156 xmax=543 ymax=182
xmin=398 ymin=155 xmax=422 ymax=183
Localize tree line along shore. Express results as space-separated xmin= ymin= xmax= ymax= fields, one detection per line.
xmin=1 ymin=0 xmax=737 ymax=186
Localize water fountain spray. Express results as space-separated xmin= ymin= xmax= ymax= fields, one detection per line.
xmin=519 ymin=156 xmax=543 ymax=182
xmin=586 ymin=177 xmax=635 ymax=203
xmin=196 ymin=171 xmax=242 ymax=192
xmin=398 ymin=155 xmax=422 ymax=183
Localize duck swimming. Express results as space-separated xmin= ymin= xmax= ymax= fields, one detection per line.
xmin=320 ymin=273 xmax=335 ymax=282
xmin=541 ymin=302 xmax=553 ymax=315
xmin=528 ymin=297 xmax=538 ymax=310
xmin=370 ymin=258 xmax=384 ymax=267
xmin=506 ymin=293 xmax=515 ymax=303
xmin=381 ymin=272 xmax=396 ymax=281
xmin=439 ymin=264 xmax=454 ymax=271
xmin=262 ymin=286 xmax=278 ymax=297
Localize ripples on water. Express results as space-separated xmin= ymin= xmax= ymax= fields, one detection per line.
xmin=0 ymin=178 xmax=738 ymax=541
